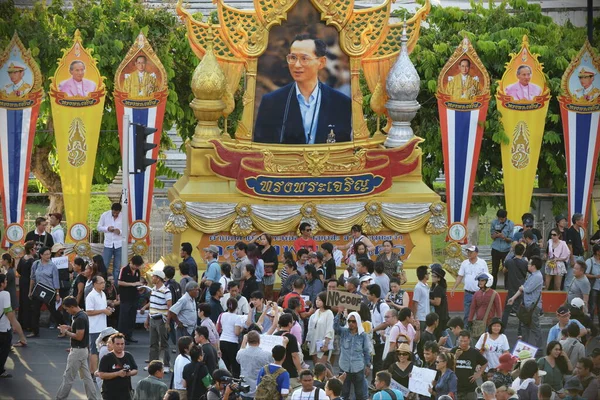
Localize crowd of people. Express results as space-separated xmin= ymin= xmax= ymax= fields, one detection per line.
xmin=0 ymin=210 xmax=600 ymax=400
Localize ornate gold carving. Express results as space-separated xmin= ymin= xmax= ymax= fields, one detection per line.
xmin=299 ymin=202 xmax=319 ymax=235
xmin=231 ymin=203 xmax=254 ymax=236
xmin=511 ymin=121 xmax=530 ymax=169
xmin=363 ymin=201 xmax=383 ymax=234
xmin=255 ymin=0 xmax=298 ymax=29
xmin=165 ymin=199 xmax=189 ymax=234
xmin=312 ymin=0 xmax=355 ymax=31
xmin=425 ymin=202 xmax=447 ymax=235
xmin=73 ymin=241 xmax=92 ymax=257
xmin=262 ymin=147 xmax=367 ymax=176
xmin=132 ymin=240 xmax=148 ymax=256
xmin=437 ymin=36 xmax=491 ymax=98
xmin=340 ymin=3 xmax=389 ymax=57
xmin=0 ymin=32 xmax=44 ymax=97
xmin=190 ymin=26 xmax=227 ymax=147
xmin=443 ymin=241 xmax=464 ymax=278
xmin=67 ymin=118 xmax=87 ymax=167
xmin=498 ymin=35 xmax=549 ymax=97
xmin=114 ymin=31 xmax=168 ymax=94
xmin=8 ymin=245 xmax=25 ymax=259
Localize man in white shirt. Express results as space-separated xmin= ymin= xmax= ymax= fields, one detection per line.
xmin=412 ymin=265 xmax=431 ymax=331
xmin=85 ymin=275 xmax=112 ymax=376
xmin=97 ymin=203 xmax=123 ymax=283
xmin=49 ymin=213 xmax=65 ymax=244
xmin=451 ymin=245 xmax=489 ymax=325
xmin=220 ymin=281 xmax=249 ymax=315
xmin=290 ymin=369 xmax=329 ymax=400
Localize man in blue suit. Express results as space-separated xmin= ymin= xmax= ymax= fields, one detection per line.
xmin=253 ymin=34 xmax=352 ymax=144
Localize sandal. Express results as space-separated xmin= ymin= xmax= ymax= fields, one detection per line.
xmin=26 ymin=333 xmax=38 ymax=338
xmin=0 ymin=371 xmax=12 ymax=378
xmin=13 ymin=340 xmax=27 ymax=347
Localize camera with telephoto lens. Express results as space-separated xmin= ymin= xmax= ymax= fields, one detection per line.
xmin=222 ymin=376 xmax=250 ymax=395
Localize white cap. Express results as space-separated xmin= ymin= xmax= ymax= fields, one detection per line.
xmin=571 ymin=297 xmax=585 ymax=309
xmin=152 ymin=269 xmax=165 ymax=280
xmin=360 ymin=275 xmax=373 ymax=283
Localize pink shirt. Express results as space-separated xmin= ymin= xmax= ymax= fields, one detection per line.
xmin=547 ymin=239 xmax=570 ymax=261
xmin=505 ymin=82 xmax=542 ymax=101
xmin=58 ymin=77 xmax=97 ymax=97
xmin=398 ymin=321 xmax=416 ymax=351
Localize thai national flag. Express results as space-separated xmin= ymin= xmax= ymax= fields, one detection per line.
xmin=0 ymin=106 xmax=38 ymax=241
xmin=438 ymin=95 xmax=489 ymax=231
xmin=121 ymin=105 xmax=163 ymax=224
xmin=562 ymin=102 xmax=600 ymax=221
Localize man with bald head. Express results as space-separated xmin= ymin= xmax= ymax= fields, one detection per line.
xmin=505 ymin=65 xmax=542 ymax=101
xmin=59 ymin=60 xmax=97 ymax=97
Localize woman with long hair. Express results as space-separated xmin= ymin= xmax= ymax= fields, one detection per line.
xmin=173 ymin=336 xmax=194 ymax=399
xmin=246 ymin=243 xmax=264 ymax=291
xmin=349 ymin=241 xmax=370 ymax=270
xmin=27 ymin=246 xmax=64 ymax=338
xmin=16 ymin=241 xmax=36 ymax=331
xmin=376 ymin=240 xmax=407 ymax=283
xmin=546 ymin=228 xmax=570 ymax=290
xmin=92 ymin=254 xmax=107 ymax=280
xmin=219 ymin=263 xmax=232 ymax=293
xmin=430 ymin=264 xmax=449 ymax=337
xmin=83 ymin=261 xmax=100 ymax=305
xmin=217 ymin=297 xmax=243 ymax=377
xmin=537 ymin=341 xmax=572 ymax=391
xmin=71 ymin=257 xmax=88 ymax=309
xmin=306 ymin=291 xmax=334 ymax=365
xmin=432 ymin=352 xmax=457 ymax=399
xmin=255 ymin=233 xmax=278 ymax=300
xmin=2 ymin=253 xmax=17 ymax=315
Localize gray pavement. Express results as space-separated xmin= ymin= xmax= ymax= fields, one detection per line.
xmin=1 ymin=312 xmax=560 ymax=400
xmin=1 ymin=326 xmax=165 ymax=400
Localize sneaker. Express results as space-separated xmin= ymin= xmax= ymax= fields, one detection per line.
xmin=164 ymin=367 xmax=170 ymax=374
xmin=0 ymin=371 xmax=12 ymax=378
xmin=49 ymin=324 xmax=56 ymax=329
xmin=171 ymin=349 xmax=176 ymax=354
xmin=510 ymin=312 xmax=517 ymax=317
xmin=143 ymin=366 xmax=148 ymax=371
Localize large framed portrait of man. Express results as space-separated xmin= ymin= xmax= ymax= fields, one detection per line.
xmin=252 ymin=0 xmax=352 ymax=145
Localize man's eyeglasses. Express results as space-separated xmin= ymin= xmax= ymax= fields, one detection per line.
xmin=347 ymin=319 xmax=357 ymax=324
xmin=286 ymin=54 xmax=319 ymax=66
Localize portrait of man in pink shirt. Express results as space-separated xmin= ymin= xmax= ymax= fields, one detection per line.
xmin=505 ymin=65 xmax=542 ymax=101
xmin=58 ymin=60 xmax=97 ymax=97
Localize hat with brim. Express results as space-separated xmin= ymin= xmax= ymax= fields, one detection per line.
xmin=347 ymin=277 xmax=360 ymax=287
xmin=51 ymin=243 xmax=66 ymax=253
xmin=95 ymin=327 xmax=118 ymax=350
xmin=571 ymin=297 xmax=585 ymax=309
xmin=359 ymin=275 xmax=373 ymax=283
xmin=431 ymin=265 xmax=446 ymax=279
xmin=488 ymin=317 xmax=504 ymax=330
xmin=466 ymin=245 xmax=479 ymax=252
xmin=497 ymin=353 xmax=517 ymax=372
xmin=7 ymin=61 xmax=26 ymax=72
xmin=564 ymin=377 xmax=583 ymax=391
xmin=202 ymin=245 xmax=219 ymax=254
xmin=517 ymin=349 xmax=534 ymax=362
xmin=578 ymin=67 xmax=595 ymax=78
xmin=152 ymin=269 xmax=165 ymax=280
xmin=396 ymin=343 xmax=412 ymax=354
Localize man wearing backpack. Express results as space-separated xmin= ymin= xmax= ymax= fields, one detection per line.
xmin=256 ymin=344 xmax=290 ymax=400
xmin=289 ymin=369 xmax=329 ymax=400
xmin=373 ymin=371 xmax=404 ymax=400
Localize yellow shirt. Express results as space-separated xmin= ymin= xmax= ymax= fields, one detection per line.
xmin=446 ymin=73 xmax=480 ymax=100
xmin=123 ymin=71 xmax=157 ymax=98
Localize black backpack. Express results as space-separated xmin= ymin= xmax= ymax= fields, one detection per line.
xmin=167 ymin=279 xmax=182 ymax=305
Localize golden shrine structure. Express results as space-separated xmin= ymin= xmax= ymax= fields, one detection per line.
xmin=165 ymin=0 xmax=447 ymax=283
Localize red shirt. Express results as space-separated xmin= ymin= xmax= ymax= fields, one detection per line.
xmin=293 ymin=237 xmax=318 ymax=252
xmin=468 ymin=289 xmax=502 ymax=324
xmin=282 ymin=292 xmax=305 ymax=309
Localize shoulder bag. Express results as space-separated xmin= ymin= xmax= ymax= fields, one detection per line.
xmin=517 ymin=292 xmax=541 ymax=327
xmin=471 ymin=291 xmax=496 ymax=338
xmin=31 ymin=261 xmax=56 ymax=305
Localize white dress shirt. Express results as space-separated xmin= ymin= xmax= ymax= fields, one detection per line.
xmin=97 ymin=210 xmax=123 ymax=249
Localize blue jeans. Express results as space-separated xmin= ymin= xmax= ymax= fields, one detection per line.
xmin=103 ymin=246 xmax=123 ymax=284
xmin=341 ymin=370 xmax=367 ymax=400
xmin=463 ymin=291 xmax=474 ymax=326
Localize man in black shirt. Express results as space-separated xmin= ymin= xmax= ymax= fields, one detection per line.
xmin=241 ymin=264 xmax=259 ymax=301
xmin=24 ymin=216 xmax=54 ymax=252
xmin=118 ymin=255 xmax=144 ymax=343
xmin=56 ymin=296 xmax=99 ymax=400
xmin=418 ymin=312 xmax=440 ymax=360
xmin=273 ymin=313 xmax=302 ymax=390
xmin=98 ymin=333 xmax=138 ymax=400
xmin=502 ymin=243 xmax=528 ymax=331
xmin=321 ymin=243 xmax=337 ymax=280
xmin=566 ymin=213 xmax=586 ymax=289
xmin=451 ymin=330 xmax=488 ymax=399
xmin=194 ymin=326 xmax=218 ymax=374
xmin=523 ymin=230 xmax=540 ymax=261
xmin=208 ymin=282 xmax=224 ymax=323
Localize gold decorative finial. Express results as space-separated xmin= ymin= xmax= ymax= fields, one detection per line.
xmin=189 ymin=26 xmax=227 ymax=147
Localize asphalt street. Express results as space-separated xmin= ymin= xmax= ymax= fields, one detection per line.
xmin=1 ymin=312 xmax=559 ymax=400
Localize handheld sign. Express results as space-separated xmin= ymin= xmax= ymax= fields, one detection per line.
xmin=52 ymin=256 xmax=69 ymax=270
xmin=409 ymin=366 xmax=437 ymax=397
xmin=326 ymin=289 xmax=363 ymax=312
xmin=260 ymin=334 xmax=284 ymax=353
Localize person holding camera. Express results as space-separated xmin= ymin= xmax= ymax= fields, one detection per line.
xmin=206 ymin=369 xmax=242 ymax=400
xmin=98 ymin=332 xmax=139 ymax=400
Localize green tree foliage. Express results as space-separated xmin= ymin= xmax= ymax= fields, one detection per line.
xmin=393 ymin=0 xmax=598 ymax=215
xmin=0 ymin=0 xmax=200 ymax=202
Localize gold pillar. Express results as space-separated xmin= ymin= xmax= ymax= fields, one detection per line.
xmin=235 ymin=58 xmax=258 ymax=142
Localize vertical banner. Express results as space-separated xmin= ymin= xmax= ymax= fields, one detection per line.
xmin=559 ymin=40 xmax=600 ymax=222
xmin=114 ymin=32 xmax=168 ymax=252
xmin=49 ymin=30 xmax=106 ymax=243
xmin=436 ymin=37 xmax=491 ymax=243
xmin=496 ymin=35 xmax=551 ymax=220
xmin=0 ymin=33 xmax=43 ymax=253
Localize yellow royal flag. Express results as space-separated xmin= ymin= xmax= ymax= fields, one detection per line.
xmin=497 ymin=36 xmax=551 ymax=221
xmin=49 ymin=30 xmax=106 ymax=242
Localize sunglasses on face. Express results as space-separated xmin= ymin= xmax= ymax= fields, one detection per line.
xmin=398 ymin=352 xmax=410 ymax=357
xmin=348 ymin=319 xmax=357 ymax=324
